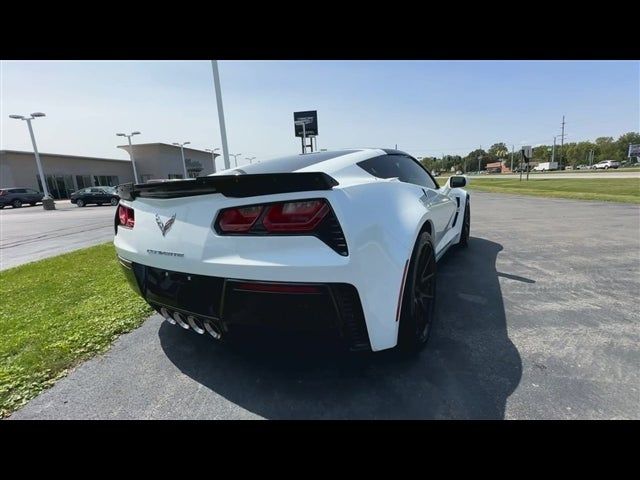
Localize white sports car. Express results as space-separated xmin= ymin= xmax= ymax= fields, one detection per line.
xmin=114 ymin=149 xmax=470 ymax=353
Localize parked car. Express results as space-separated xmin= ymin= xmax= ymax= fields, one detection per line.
xmin=115 ymin=148 xmax=471 ymax=353
xmin=70 ymin=186 xmax=120 ymax=207
xmin=575 ymin=164 xmax=590 ymax=170
xmin=0 ymin=187 xmax=44 ymax=208
xmin=593 ymin=160 xmax=620 ymax=170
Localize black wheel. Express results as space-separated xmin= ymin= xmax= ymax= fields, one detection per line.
xmin=397 ymin=231 xmax=437 ymax=354
xmin=459 ymin=198 xmax=470 ymax=247
xmin=76 ymin=199 xmax=85 ymax=207
xmin=110 ymin=197 xmax=118 ymax=206
xmin=12 ymin=199 xmax=22 ymax=208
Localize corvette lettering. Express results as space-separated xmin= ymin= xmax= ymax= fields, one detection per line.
xmin=146 ymin=249 xmax=184 ymax=257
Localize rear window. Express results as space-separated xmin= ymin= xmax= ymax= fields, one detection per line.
xmin=220 ymin=150 xmax=360 ymax=175
xmin=357 ymin=154 xmax=437 ymax=189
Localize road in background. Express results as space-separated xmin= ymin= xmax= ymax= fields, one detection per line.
xmin=11 ymin=192 xmax=639 ymax=419
xmin=470 ymin=171 xmax=640 ymax=180
xmin=0 ymin=201 xmax=115 ymax=270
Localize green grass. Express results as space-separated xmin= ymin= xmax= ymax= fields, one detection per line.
xmin=0 ymin=243 xmax=153 ymax=417
xmin=457 ymin=177 xmax=640 ymax=203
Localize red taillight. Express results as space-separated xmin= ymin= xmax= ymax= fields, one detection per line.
xmin=262 ymin=200 xmax=329 ymax=232
xmin=117 ymin=204 xmax=135 ymax=228
xmin=218 ymin=205 xmax=263 ymax=232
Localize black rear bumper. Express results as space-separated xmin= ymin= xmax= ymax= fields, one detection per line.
xmin=118 ymin=257 xmax=371 ymax=351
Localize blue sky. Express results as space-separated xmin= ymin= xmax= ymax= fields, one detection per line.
xmin=1 ymin=60 xmax=638 ymax=168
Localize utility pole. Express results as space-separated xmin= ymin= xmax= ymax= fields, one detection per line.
xmin=510 ymin=144 xmax=515 ymax=173
xmin=551 ymin=136 xmax=556 ymax=163
xmin=559 ymin=115 xmax=566 ymax=169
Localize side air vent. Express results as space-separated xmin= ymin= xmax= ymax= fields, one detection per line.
xmin=316 ymin=209 xmax=349 ymax=256
xmin=332 ymin=284 xmax=371 ymax=351
xmin=451 ymin=196 xmax=461 ymax=227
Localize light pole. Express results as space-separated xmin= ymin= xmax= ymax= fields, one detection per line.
xmin=245 ymin=156 xmax=256 ymax=164
xmin=205 ymin=148 xmax=220 ymax=173
xmin=116 ymin=131 xmax=141 ymax=183
xmin=210 ymin=61 xmax=230 ymax=170
xmin=172 ymin=142 xmax=190 ymax=178
xmin=9 ymin=112 xmax=55 ymax=210
xmin=230 ymin=153 xmax=242 ymax=167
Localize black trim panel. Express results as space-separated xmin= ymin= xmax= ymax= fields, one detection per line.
xmin=117 ymin=257 xmax=370 ymax=351
xmin=116 ymin=172 xmax=338 ymax=200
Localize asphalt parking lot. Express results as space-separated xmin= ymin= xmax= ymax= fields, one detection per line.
xmin=9 ymin=192 xmax=640 ymax=419
xmin=0 ymin=201 xmax=116 ymax=270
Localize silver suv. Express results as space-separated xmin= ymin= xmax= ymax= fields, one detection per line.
xmin=593 ymin=160 xmax=620 ymax=170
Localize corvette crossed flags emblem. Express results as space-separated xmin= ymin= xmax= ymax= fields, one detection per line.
xmin=155 ymin=214 xmax=176 ymax=237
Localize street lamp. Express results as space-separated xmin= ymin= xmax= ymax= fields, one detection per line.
xmin=205 ymin=148 xmax=220 ymax=173
xmin=116 ymin=131 xmax=141 ymax=183
xmin=245 ymin=156 xmax=256 ymax=164
xmin=9 ymin=112 xmax=55 ymax=210
xmin=172 ymin=142 xmax=191 ymax=179
xmin=230 ymin=153 xmax=242 ymax=167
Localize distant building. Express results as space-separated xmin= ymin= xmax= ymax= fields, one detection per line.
xmin=1 ymin=143 xmax=222 ymax=199
xmin=117 ymin=143 xmax=220 ymax=182
xmin=486 ymin=159 xmax=512 ymax=174
xmin=1 ymin=150 xmax=134 ymax=199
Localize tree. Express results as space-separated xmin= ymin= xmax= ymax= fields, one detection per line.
xmin=464 ymin=149 xmax=489 ymax=171
xmin=488 ymin=142 xmax=509 ymax=159
xmin=616 ymin=132 xmax=640 ymax=159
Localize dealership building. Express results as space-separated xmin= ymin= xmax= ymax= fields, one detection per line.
xmin=0 ymin=143 xmax=220 ymax=199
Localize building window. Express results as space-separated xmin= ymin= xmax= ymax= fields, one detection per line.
xmin=36 ymin=174 xmax=75 ymax=199
xmin=140 ymin=174 xmax=153 ymax=183
xmin=76 ymin=175 xmax=92 ymax=190
xmin=93 ymin=175 xmax=120 ymax=186
xmin=168 ymin=174 xmax=184 ymax=179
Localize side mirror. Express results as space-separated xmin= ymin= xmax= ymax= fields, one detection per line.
xmin=447 ymin=175 xmax=467 ymax=188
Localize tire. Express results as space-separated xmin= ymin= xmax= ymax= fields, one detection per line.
xmin=12 ymin=199 xmax=22 ymax=208
xmin=397 ymin=231 xmax=437 ymax=354
xmin=76 ymin=199 xmax=85 ymax=207
xmin=110 ymin=197 xmax=118 ymax=206
xmin=459 ymin=199 xmax=470 ymax=247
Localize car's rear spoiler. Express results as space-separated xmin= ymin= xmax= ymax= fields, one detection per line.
xmin=116 ymin=172 xmax=339 ymax=201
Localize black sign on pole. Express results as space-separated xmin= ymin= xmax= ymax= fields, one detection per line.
xmin=294 ymin=111 xmax=318 ymax=137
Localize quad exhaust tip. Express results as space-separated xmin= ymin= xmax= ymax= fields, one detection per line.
xmin=160 ymin=307 xmax=176 ymax=325
xmin=158 ymin=306 xmax=222 ymax=340
xmin=187 ymin=315 xmax=205 ymax=334
xmin=204 ymin=320 xmax=222 ymax=340
xmin=173 ymin=312 xmax=190 ymax=330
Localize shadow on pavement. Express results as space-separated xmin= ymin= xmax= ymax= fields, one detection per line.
xmin=159 ymin=237 xmax=522 ymax=419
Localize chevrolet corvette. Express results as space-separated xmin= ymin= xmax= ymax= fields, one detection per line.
xmin=114 ymin=149 xmax=470 ymax=353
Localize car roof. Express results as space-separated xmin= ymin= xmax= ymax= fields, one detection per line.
xmin=213 ymin=148 xmax=414 ymax=177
